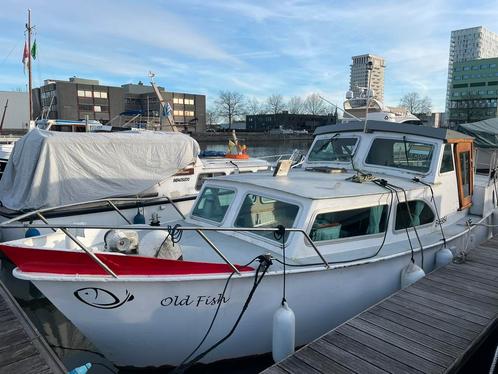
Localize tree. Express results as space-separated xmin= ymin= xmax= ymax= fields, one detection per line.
xmin=206 ymin=109 xmax=218 ymax=127
xmin=287 ymin=96 xmax=304 ymax=114
xmin=303 ymin=93 xmax=327 ymax=115
xmin=266 ymin=94 xmax=286 ymax=115
xmin=399 ymin=92 xmax=432 ymax=114
xmin=215 ymin=91 xmax=245 ymax=128
xmin=246 ymin=97 xmax=265 ymax=115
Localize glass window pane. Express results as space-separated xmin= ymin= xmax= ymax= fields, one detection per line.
xmin=366 ymin=138 xmax=434 ymax=173
xmin=101 ymin=92 xmax=108 ymax=99
xmin=77 ymin=90 xmax=85 ymax=97
xmin=308 ymin=137 xmax=358 ymax=162
xmin=94 ymin=91 xmax=101 ymax=98
xmin=440 ymin=144 xmax=454 ymax=173
xmin=459 ymin=151 xmax=471 ymax=196
xmin=395 ymin=200 xmax=434 ymax=230
xmin=235 ymin=194 xmax=299 ymax=241
xmin=310 ymin=205 xmax=388 ymax=242
xmin=192 ymin=187 xmax=235 ymax=222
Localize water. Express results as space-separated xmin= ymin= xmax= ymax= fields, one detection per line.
xmin=197 ymin=139 xmax=313 ymax=160
xmin=0 ymin=139 xmax=311 ymax=374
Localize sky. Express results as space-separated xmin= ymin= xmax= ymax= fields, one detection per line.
xmin=1 ymin=0 xmax=498 ymax=112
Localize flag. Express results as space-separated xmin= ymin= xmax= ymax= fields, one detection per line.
xmin=22 ymin=41 xmax=29 ymax=73
xmin=31 ymin=39 xmax=37 ymax=60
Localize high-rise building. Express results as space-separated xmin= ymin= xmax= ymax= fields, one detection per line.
xmin=445 ymin=26 xmax=498 ymax=116
xmin=350 ymin=54 xmax=385 ymax=102
xmin=447 ymin=57 xmax=498 ymax=125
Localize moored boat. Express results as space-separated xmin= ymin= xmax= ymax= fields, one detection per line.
xmin=1 ymin=121 xmax=495 ymax=369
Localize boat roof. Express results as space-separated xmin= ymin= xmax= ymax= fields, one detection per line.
xmin=210 ymin=169 xmax=420 ymax=200
xmin=314 ymin=121 xmax=473 ymax=142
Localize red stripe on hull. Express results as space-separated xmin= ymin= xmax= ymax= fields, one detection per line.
xmin=0 ymin=245 xmax=254 ymax=276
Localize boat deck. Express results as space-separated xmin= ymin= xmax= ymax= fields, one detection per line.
xmin=262 ymin=237 xmax=498 ymax=374
xmin=0 ymin=277 xmax=66 ymax=373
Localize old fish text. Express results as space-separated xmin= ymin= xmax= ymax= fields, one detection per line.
xmin=160 ymin=294 xmax=229 ymax=307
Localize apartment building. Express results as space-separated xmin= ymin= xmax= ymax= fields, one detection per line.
xmin=350 ymin=54 xmax=385 ymax=102
xmin=448 ymin=57 xmax=498 ymax=125
xmin=445 ymin=26 xmax=498 ymax=115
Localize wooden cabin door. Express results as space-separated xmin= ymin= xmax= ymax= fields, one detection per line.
xmin=454 ymin=142 xmax=473 ymax=209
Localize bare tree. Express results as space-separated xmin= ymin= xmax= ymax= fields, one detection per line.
xmin=206 ymin=109 xmax=218 ymax=127
xmin=215 ymin=91 xmax=245 ymax=128
xmin=266 ymin=94 xmax=286 ymax=115
xmin=399 ymin=92 xmax=432 ymax=114
xmin=246 ymin=97 xmax=265 ymax=115
xmin=287 ymin=96 xmax=304 ymax=114
xmin=303 ymin=93 xmax=327 ymax=115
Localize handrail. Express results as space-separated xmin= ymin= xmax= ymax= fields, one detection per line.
xmin=0 ymin=223 xmax=331 ymax=270
xmin=35 ymin=212 xmax=118 ymax=278
xmin=1 ymin=195 xmax=184 ymax=226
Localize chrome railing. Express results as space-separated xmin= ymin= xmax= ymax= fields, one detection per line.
xmin=1 ymin=222 xmax=330 ymax=277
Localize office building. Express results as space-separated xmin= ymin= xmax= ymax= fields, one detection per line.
xmin=448 ymin=57 xmax=498 ymax=125
xmin=246 ymin=112 xmax=337 ymax=132
xmin=350 ymin=54 xmax=385 ymax=102
xmin=445 ymin=26 xmax=498 ymax=115
xmin=33 ymin=77 xmax=206 ymax=132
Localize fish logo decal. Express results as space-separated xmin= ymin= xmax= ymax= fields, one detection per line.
xmin=74 ymin=287 xmax=134 ymax=309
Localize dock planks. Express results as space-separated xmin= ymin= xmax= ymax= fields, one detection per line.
xmin=262 ymin=240 xmax=498 ymax=374
xmin=0 ymin=277 xmax=66 ymax=374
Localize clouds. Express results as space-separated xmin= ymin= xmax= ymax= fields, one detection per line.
xmin=1 ymin=0 xmax=497 ymax=111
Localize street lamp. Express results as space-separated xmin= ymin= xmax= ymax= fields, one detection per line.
xmin=363 ymin=60 xmax=374 ymax=133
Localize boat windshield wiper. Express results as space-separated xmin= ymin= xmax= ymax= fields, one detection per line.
xmin=317 ymin=133 xmax=340 ymax=152
xmin=402 ymin=136 xmax=410 ymax=166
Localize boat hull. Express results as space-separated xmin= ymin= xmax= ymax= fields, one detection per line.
xmin=12 ymin=223 xmax=488 ymax=368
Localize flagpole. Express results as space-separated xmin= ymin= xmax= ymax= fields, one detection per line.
xmin=27 ymin=8 xmax=33 ymax=122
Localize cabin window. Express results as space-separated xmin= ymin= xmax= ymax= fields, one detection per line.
xmin=195 ymin=172 xmax=226 ymax=191
xmin=459 ymin=151 xmax=471 ymax=196
xmin=310 ymin=205 xmax=388 ymax=242
xmin=308 ymin=137 xmax=358 ymax=162
xmin=395 ymin=200 xmax=434 ymax=230
xmin=235 ymin=194 xmax=299 ymax=241
xmin=440 ymin=144 xmax=454 ymax=173
xmin=192 ymin=186 xmax=235 ymax=223
xmin=366 ymin=138 xmax=434 ymax=173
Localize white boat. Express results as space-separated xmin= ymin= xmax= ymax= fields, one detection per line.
xmin=342 ymin=91 xmax=422 ymax=125
xmin=1 ymin=121 xmax=495 ymax=369
xmin=0 ymin=129 xmax=268 ymax=242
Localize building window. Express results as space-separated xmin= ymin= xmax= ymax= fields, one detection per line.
xmin=101 ymin=92 xmax=108 ymax=99
xmin=472 ymin=65 xmax=479 ymax=70
xmin=491 ymin=63 xmax=497 ymax=68
xmin=94 ymin=92 xmax=101 ymax=98
xmin=185 ymin=111 xmax=194 ymax=116
xmin=463 ymin=66 xmax=470 ymax=71
xmin=85 ymin=91 xmax=92 ymax=97
xmin=173 ymin=98 xmax=184 ymax=104
xmin=185 ymin=98 xmax=194 ymax=105
xmin=94 ymin=106 xmax=101 ymax=112
xmin=77 ymin=90 xmax=85 ymax=97
xmin=488 ymin=90 xmax=495 ymax=95
xmin=173 ymin=110 xmax=184 ymax=116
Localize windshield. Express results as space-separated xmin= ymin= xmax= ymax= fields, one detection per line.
xmin=191 ymin=186 xmax=235 ymax=222
xmin=308 ymin=137 xmax=358 ymax=162
xmin=365 ymin=138 xmax=434 ymax=173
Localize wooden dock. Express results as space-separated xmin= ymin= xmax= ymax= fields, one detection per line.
xmin=0 ymin=277 xmax=66 ymax=373
xmin=263 ymin=238 xmax=498 ymax=374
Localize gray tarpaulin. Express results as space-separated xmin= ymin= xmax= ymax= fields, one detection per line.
xmin=457 ymin=118 xmax=498 ymax=148
xmin=0 ymin=129 xmax=200 ymax=211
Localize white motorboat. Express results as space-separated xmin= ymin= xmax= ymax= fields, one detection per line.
xmin=0 ymin=129 xmax=268 ymax=242
xmin=1 ymin=121 xmax=495 ymax=369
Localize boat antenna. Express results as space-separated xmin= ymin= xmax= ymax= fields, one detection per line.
xmin=0 ymin=99 xmax=8 ymax=131
xmin=318 ymin=95 xmax=361 ymax=121
xmin=363 ymin=60 xmax=374 ymax=133
xmin=25 ymin=9 xmax=34 ymax=123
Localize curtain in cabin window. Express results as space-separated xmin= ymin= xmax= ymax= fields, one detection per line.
xmin=410 ymin=200 xmax=425 ymax=226
xmin=367 ymin=205 xmax=384 ymax=234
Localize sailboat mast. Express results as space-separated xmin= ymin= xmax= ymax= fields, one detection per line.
xmin=27 ymin=9 xmax=33 ymax=122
